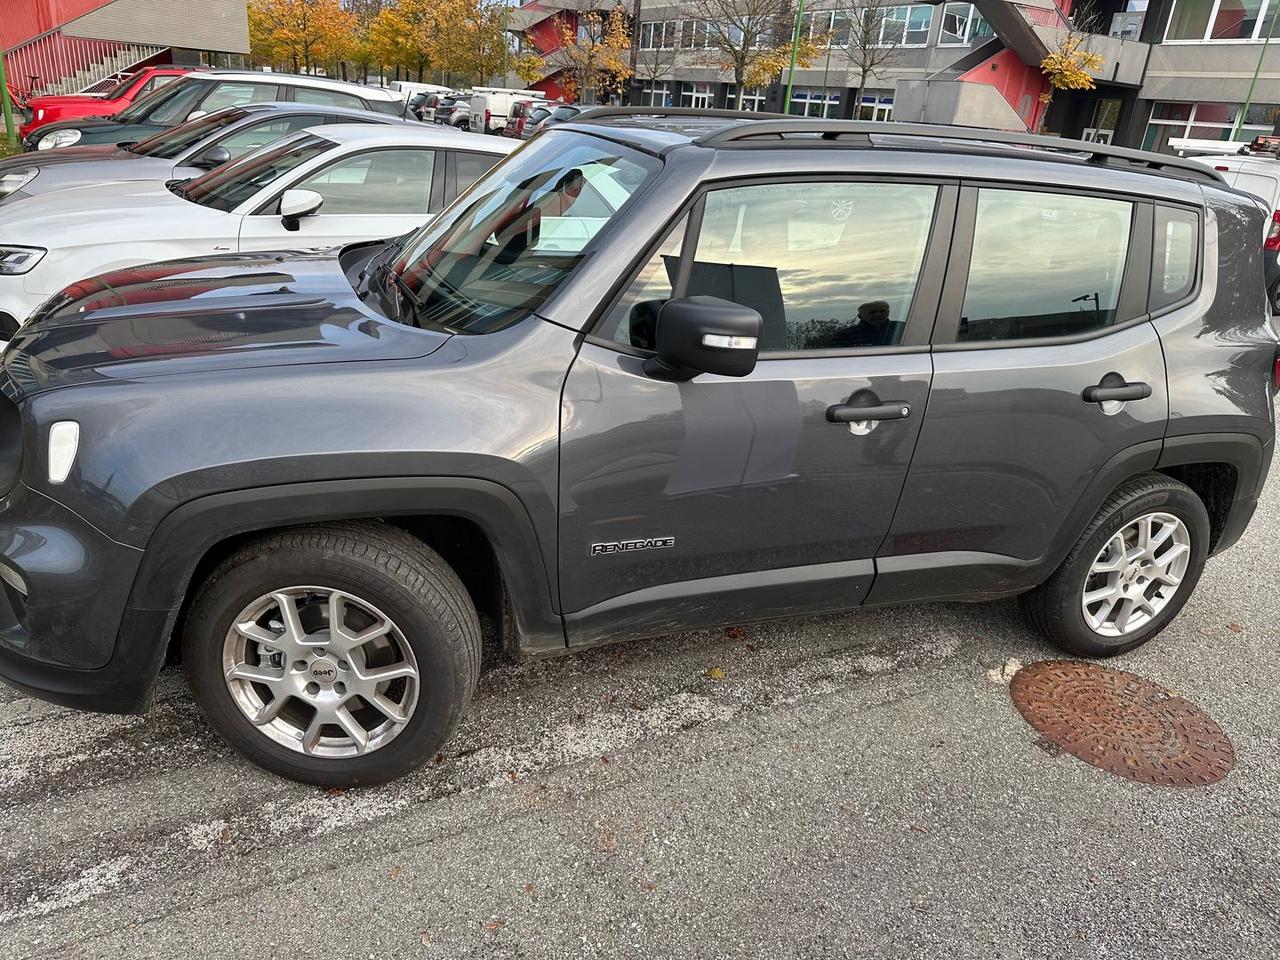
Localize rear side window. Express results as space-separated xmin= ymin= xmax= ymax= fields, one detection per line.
xmin=684 ymin=181 xmax=939 ymax=352
xmin=293 ymin=87 xmax=365 ymax=110
xmin=1151 ymin=206 xmax=1198 ymax=312
xmin=296 ymin=148 xmax=436 ymax=214
xmin=958 ymin=189 xmax=1133 ymax=342
xmin=366 ymin=99 xmax=404 ymax=116
xmin=456 ymin=151 xmax=500 ymax=192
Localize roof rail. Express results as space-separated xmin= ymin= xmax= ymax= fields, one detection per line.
xmin=694 ymin=118 xmax=1223 ymax=183
xmin=570 ymin=109 xmax=1220 ymax=183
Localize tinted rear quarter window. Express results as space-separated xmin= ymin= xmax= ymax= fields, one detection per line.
xmin=958 ymin=188 xmax=1134 ymax=342
xmin=1150 ymin=206 xmax=1198 ymax=312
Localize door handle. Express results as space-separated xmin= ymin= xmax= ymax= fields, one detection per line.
xmin=1082 ymin=374 xmax=1152 ymax=404
xmin=826 ymin=402 xmax=911 ymax=423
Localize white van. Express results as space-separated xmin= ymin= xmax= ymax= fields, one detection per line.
xmin=389 ymin=81 xmax=454 ymax=102
xmin=1181 ymin=135 xmax=1280 ymax=310
xmin=469 ymin=87 xmax=541 ymax=134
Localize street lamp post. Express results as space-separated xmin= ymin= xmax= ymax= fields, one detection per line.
xmin=783 ymin=0 xmax=807 ymax=116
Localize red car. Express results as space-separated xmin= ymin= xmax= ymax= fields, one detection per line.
xmin=18 ymin=65 xmax=195 ymax=139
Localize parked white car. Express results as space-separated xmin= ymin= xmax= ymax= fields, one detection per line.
xmin=0 ymin=124 xmax=514 ymax=329
xmin=469 ymin=87 xmax=540 ymax=134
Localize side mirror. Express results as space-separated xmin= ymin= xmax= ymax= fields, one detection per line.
xmin=193 ymin=144 xmax=231 ymax=170
xmin=643 ymin=296 xmax=762 ymax=382
xmin=279 ymin=188 xmax=324 ymax=231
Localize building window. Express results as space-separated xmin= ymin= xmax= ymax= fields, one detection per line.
xmin=1143 ymin=100 xmax=1280 ymax=151
xmin=789 ymin=86 xmax=841 ymax=116
xmin=875 ymin=5 xmax=934 ymax=45
xmin=639 ymin=21 xmax=656 ymax=49
xmin=680 ymin=81 xmax=714 ymax=109
xmin=858 ymin=92 xmax=894 ymax=121
xmin=640 ymin=81 xmax=672 ymax=106
xmin=939 ymin=2 xmax=993 ymax=44
xmin=1165 ymin=0 xmax=1278 ymax=40
xmin=726 ymin=84 xmax=767 ymax=111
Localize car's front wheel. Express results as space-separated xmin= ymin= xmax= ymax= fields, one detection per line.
xmin=1021 ymin=473 xmax=1210 ymax=657
xmin=184 ymin=521 xmax=480 ymax=786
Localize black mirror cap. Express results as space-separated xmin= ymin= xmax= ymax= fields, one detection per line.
xmin=196 ymin=145 xmax=231 ymax=169
xmin=643 ymin=296 xmax=762 ymax=382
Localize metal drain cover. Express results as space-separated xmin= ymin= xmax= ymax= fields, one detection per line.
xmin=1010 ymin=660 xmax=1234 ymax=788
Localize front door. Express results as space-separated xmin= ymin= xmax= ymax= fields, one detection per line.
xmin=238 ymin=147 xmax=442 ymax=252
xmin=558 ymin=177 xmax=957 ymax=644
xmin=871 ymin=183 xmax=1175 ymax=605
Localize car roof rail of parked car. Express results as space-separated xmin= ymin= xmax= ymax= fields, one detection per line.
xmin=572 ymin=107 xmax=1225 ymax=185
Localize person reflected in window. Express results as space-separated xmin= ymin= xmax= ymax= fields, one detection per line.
xmin=827 ymin=300 xmax=894 ymax=347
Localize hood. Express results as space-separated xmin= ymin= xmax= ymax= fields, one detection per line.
xmin=31 ymin=117 xmax=127 ymax=137
xmin=0 ymin=178 xmax=222 ymax=242
xmin=26 ymin=94 xmax=116 ymax=109
xmin=1 ymin=144 xmax=130 ymax=168
xmin=0 ymin=151 xmax=177 ymax=203
xmin=3 ymin=251 xmax=449 ymax=397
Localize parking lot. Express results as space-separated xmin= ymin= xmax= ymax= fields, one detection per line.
xmin=0 ymin=438 xmax=1273 ymax=958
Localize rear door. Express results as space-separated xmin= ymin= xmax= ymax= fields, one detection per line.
xmin=558 ymin=176 xmax=956 ymax=644
xmin=237 ymin=146 xmax=444 ymax=251
xmin=871 ymin=183 xmax=1171 ymax=604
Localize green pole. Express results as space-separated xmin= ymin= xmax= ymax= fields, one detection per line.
xmin=1233 ymin=0 xmax=1280 ymax=141
xmin=0 ymin=49 xmax=16 ymax=147
xmin=783 ymin=0 xmax=806 ymax=116
xmin=818 ymin=14 xmax=834 ymax=118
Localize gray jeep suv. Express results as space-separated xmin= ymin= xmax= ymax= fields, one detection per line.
xmin=0 ymin=110 xmax=1274 ymax=786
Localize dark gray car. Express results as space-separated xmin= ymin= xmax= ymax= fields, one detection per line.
xmin=0 ymin=102 xmax=408 ymax=206
xmin=0 ymin=110 xmax=1273 ymax=787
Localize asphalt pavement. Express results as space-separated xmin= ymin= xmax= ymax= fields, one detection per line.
xmin=1 ymin=463 xmax=1277 ymax=959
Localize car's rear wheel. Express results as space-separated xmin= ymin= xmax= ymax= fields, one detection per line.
xmin=1020 ymin=473 xmax=1210 ymax=657
xmin=184 ymin=521 xmax=480 ymax=786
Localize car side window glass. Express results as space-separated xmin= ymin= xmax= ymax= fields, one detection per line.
xmin=292 ymin=87 xmax=365 ymax=109
xmin=456 ymin=152 xmax=499 ymax=193
xmin=1150 ymin=206 xmax=1197 ymax=312
xmin=199 ymin=82 xmax=279 ymax=113
xmin=218 ymin=116 xmax=327 ymax=159
xmin=145 ymin=80 xmax=212 ymax=124
xmin=599 ymin=215 xmax=689 ymax=349
xmin=684 ymin=181 xmax=938 ymax=352
xmin=296 ymin=149 xmax=436 ymax=215
xmin=959 ymin=189 xmax=1134 ymax=342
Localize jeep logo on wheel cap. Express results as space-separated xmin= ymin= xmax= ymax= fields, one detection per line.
xmin=309 ymin=659 xmax=338 ymax=684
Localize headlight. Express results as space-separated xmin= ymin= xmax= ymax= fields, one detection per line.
xmin=0 ymin=246 xmax=46 ymax=275
xmin=36 ymin=128 xmax=81 ymax=150
xmin=0 ymin=168 xmax=37 ymax=200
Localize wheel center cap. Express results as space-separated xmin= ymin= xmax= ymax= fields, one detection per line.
xmin=1123 ymin=564 xmax=1143 ymax=585
xmin=309 ymin=658 xmax=338 ymax=684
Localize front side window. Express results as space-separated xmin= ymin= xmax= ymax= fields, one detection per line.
xmin=295 ymin=148 xmax=436 ymax=215
xmin=215 ymin=115 xmax=330 ymax=159
xmin=118 ymin=78 xmax=209 ymax=123
xmin=958 ymin=189 xmax=1134 ymax=342
xmin=599 ymin=216 xmax=688 ymax=348
xmin=181 ymin=133 xmax=332 ymax=212
xmin=389 ymin=132 xmax=660 ymax=334
xmin=1151 ymin=206 xmax=1198 ymax=311
xmin=129 ymin=107 xmax=247 ymax=158
xmin=198 ymin=82 xmax=279 ymax=113
xmin=683 ymin=181 xmax=938 ymax=352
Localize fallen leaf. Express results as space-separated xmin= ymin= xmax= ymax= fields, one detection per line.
xmin=524 ymin=882 xmax=537 ymax=894
xmin=1228 ymin=623 xmax=1243 ymax=633
xmin=219 ymin=826 xmax=232 ymax=844
xmin=725 ymin=626 xmax=746 ymax=639
xmin=435 ymin=752 xmax=445 ymax=764
xmin=596 ymin=825 xmax=618 ymax=853
xmin=483 ymin=919 xmax=506 ymax=931
xmin=508 ymin=770 xmax=517 ymax=782
xmin=420 ymin=930 xmax=432 ymax=945
xmin=705 ymin=667 xmax=726 ymax=682
xmin=910 ymin=824 xmax=928 ymax=834
xmin=641 ymin=881 xmax=657 ymax=892
xmin=600 ymin=755 xmax=610 ymax=764
xmin=322 ymin=786 xmax=344 ymax=796
xmin=986 ymin=657 xmax=1023 ymax=685
xmin=390 ymin=865 xmax=401 ymax=880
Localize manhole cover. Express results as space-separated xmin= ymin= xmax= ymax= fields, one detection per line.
xmin=1010 ymin=660 xmax=1234 ymax=788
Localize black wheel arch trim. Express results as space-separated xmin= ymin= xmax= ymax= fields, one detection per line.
xmin=128 ymin=476 xmax=566 ymax=659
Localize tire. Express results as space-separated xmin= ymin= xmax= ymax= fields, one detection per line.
xmin=1020 ymin=473 xmax=1210 ymax=657
xmin=184 ymin=521 xmax=480 ymax=787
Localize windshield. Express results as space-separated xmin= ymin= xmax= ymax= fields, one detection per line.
xmin=180 ymin=133 xmax=331 ymax=211
xmin=129 ymin=107 xmax=247 ymax=158
xmin=551 ymin=106 xmax=578 ymax=121
xmin=528 ymin=108 xmax=552 ymax=124
xmin=387 ymin=131 xmax=660 ymax=334
xmin=116 ymin=77 xmax=204 ymax=123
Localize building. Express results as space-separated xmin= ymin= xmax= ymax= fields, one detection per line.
xmin=2 ymin=0 xmax=249 ymax=99
xmin=625 ymin=0 xmax=1280 ymax=152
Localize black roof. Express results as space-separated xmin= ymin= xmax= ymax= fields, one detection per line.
xmin=563 ymin=107 xmax=1224 ymax=186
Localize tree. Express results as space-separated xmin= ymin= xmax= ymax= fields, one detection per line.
xmin=544 ymin=3 xmax=634 ymax=103
xmin=1038 ymin=3 xmax=1105 ymax=127
xmin=633 ymin=34 xmax=678 ymax=100
xmin=248 ymin=0 xmax=357 ymax=74
xmin=840 ymin=0 xmax=909 ymax=120
xmin=680 ymin=0 xmax=820 ymax=93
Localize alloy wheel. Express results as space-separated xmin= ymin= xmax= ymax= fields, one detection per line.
xmin=221 ymin=587 xmax=419 ymax=758
xmin=1080 ymin=512 xmax=1191 ymax=637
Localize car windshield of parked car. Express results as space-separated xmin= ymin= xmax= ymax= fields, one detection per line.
xmin=101 ymin=74 xmax=138 ymax=100
xmin=128 ymin=107 xmax=247 ymax=158
xmin=528 ymin=107 xmax=552 ymax=125
xmin=387 ymin=131 xmax=659 ymax=334
xmin=551 ymin=106 xmax=578 ymax=121
xmin=178 ymin=133 xmax=332 ymax=212
xmin=115 ymin=77 xmax=201 ymax=123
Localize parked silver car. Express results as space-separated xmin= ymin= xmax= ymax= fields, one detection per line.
xmin=0 ymin=102 xmax=407 ymax=206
